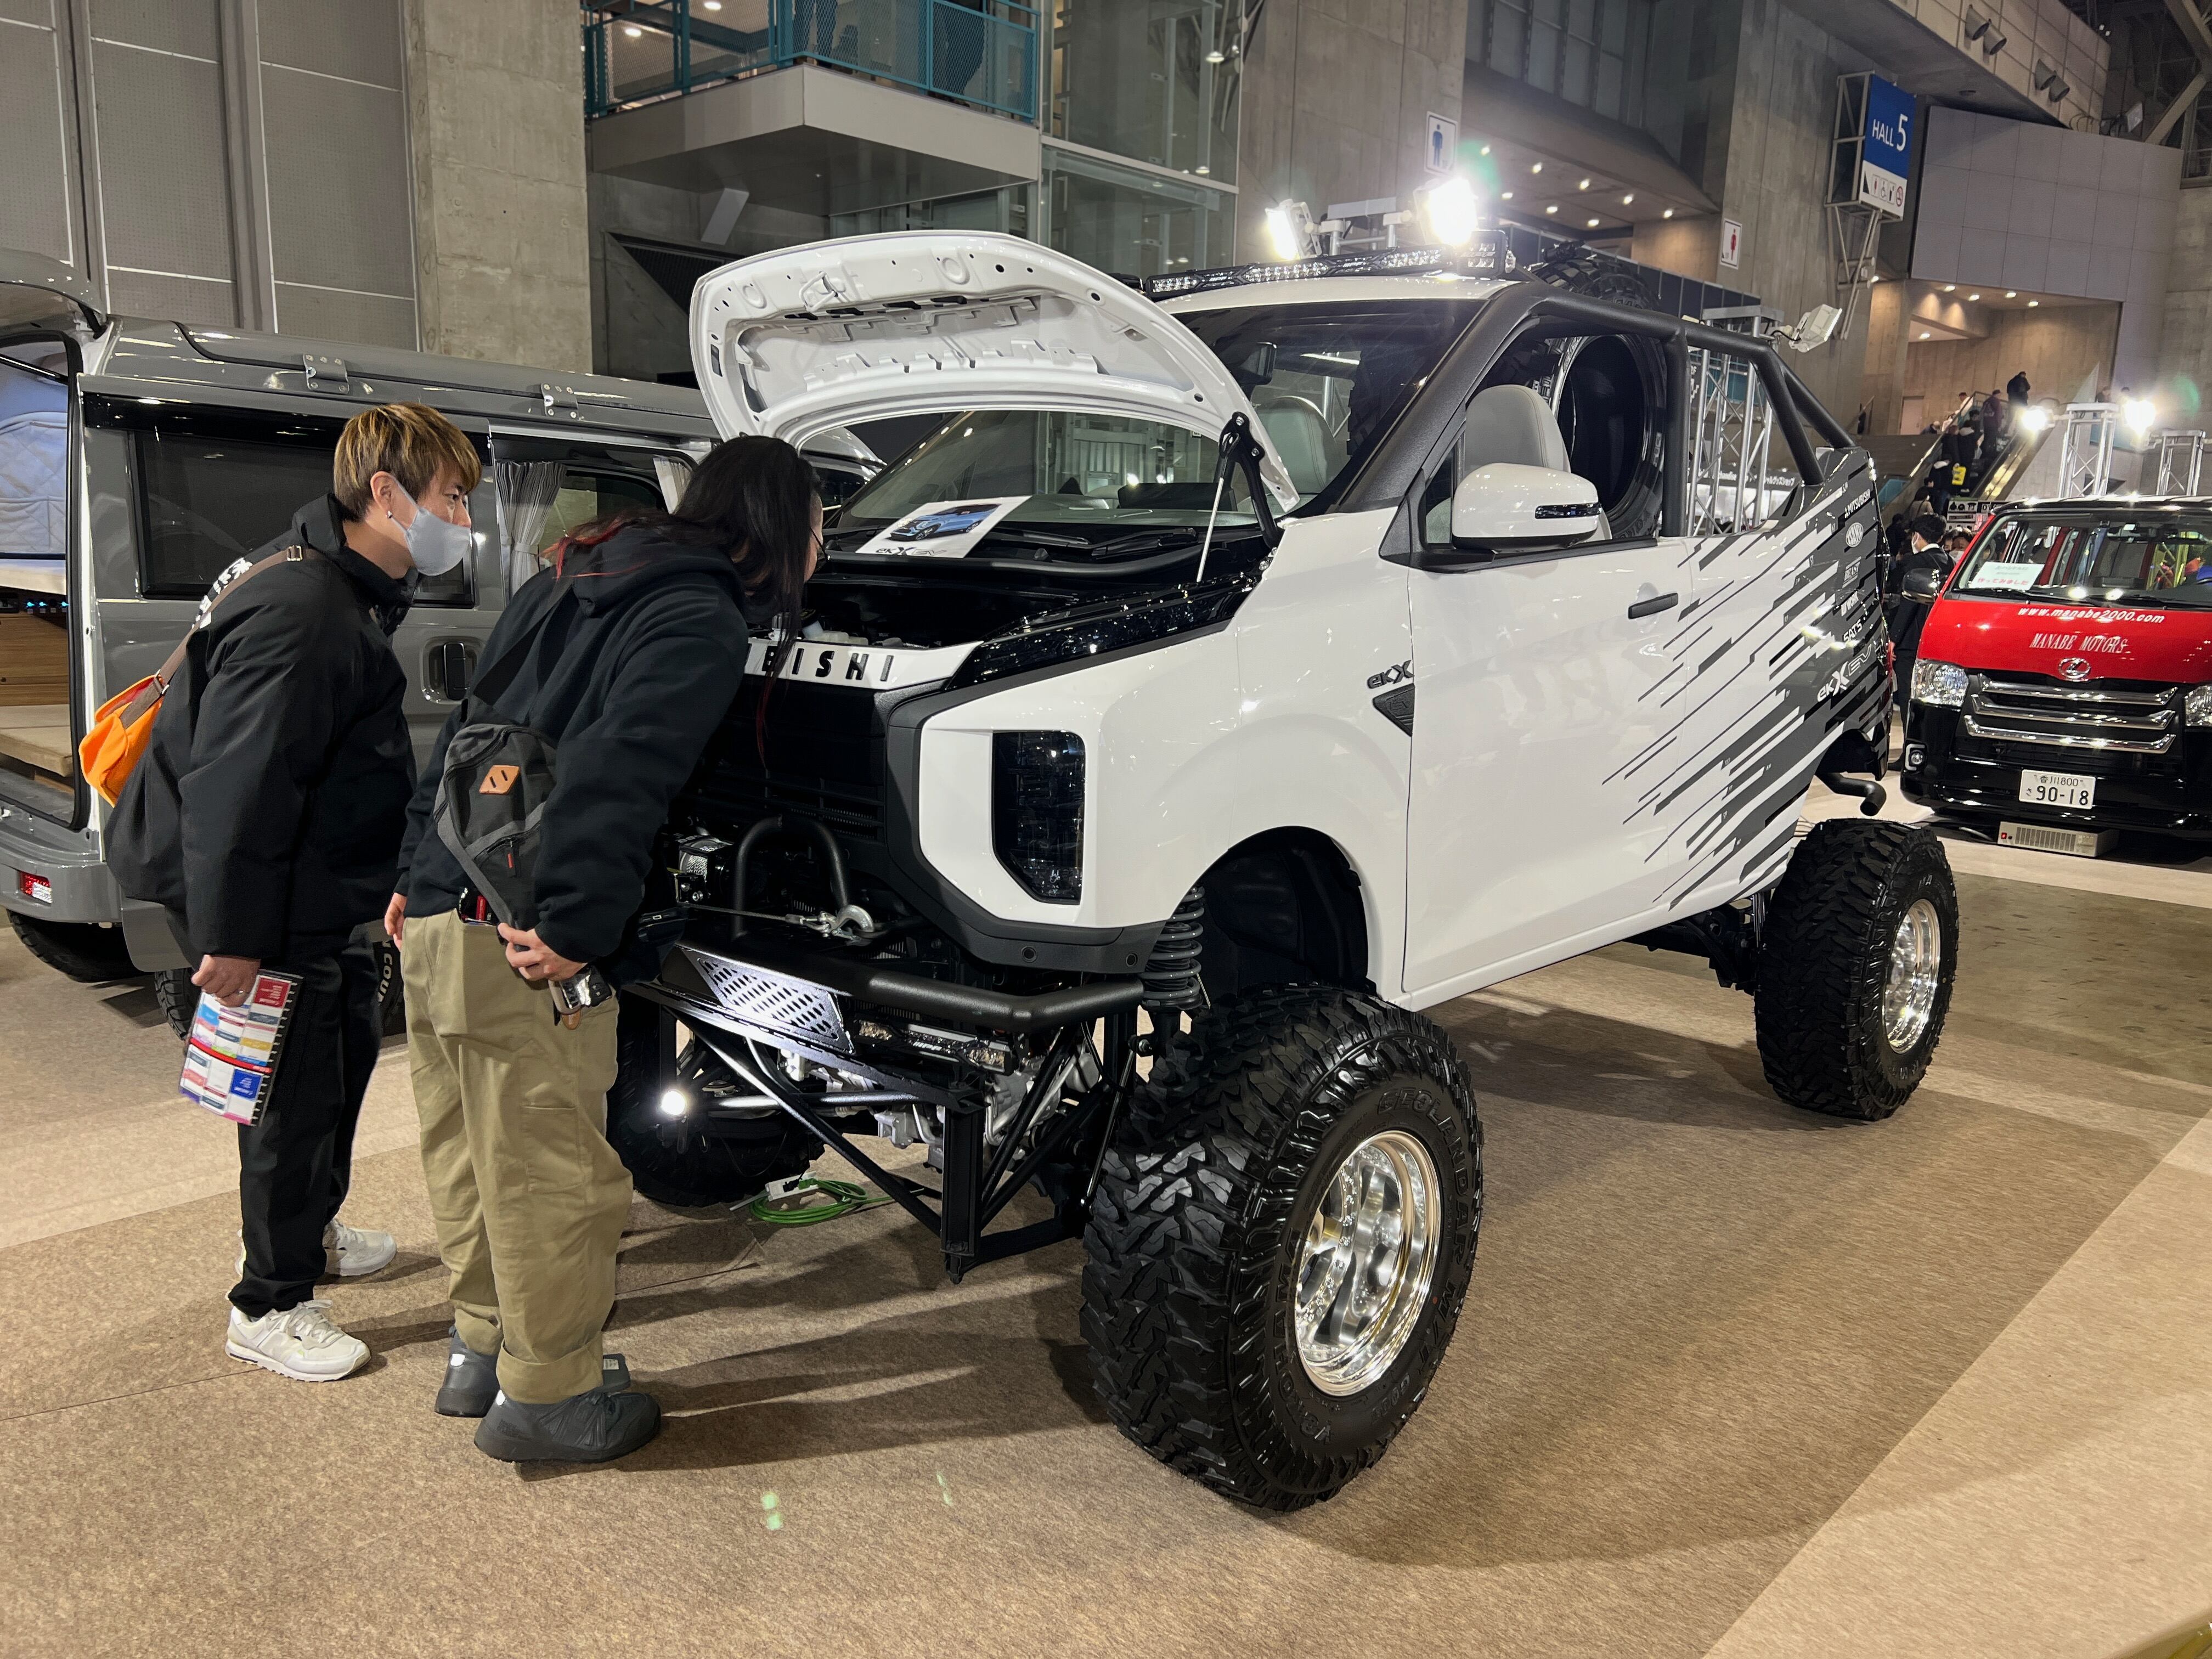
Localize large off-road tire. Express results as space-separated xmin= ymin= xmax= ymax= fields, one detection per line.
xmin=9 ymin=911 xmax=136 ymax=982
xmin=607 ymin=1003 xmax=823 ymax=1208
xmin=1082 ymin=985 xmax=1482 ymax=1511
xmin=155 ymin=966 xmax=197 ymax=1039
xmin=1756 ymin=819 xmax=1958 ymax=1120
xmin=154 ymin=943 xmax=406 ymax=1042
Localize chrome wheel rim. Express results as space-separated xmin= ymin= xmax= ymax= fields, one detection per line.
xmin=1293 ymin=1128 xmax=1441 ymax=1397
xmin=1881 ymin=898 xmax=1942 ymax=1052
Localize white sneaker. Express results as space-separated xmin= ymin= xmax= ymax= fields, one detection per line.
xmin=225 ymin=1300 xmax=369 ymax=1383
xmin=324 ymin=1220 xmax=396 ymax=1278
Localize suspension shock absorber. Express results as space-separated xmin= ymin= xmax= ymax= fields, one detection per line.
xmin=1141 ymin=885 xmax=1206 ymax=1018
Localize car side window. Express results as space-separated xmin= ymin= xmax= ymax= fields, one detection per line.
xmin=1419 ymin=325 xmax=1672 ymax=552
xmin=130 ymin=415 xmax=479 ymax=606
xmin=490 ymin=443 xmax=680 ymax=594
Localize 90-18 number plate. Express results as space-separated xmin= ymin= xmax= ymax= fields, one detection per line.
xmin=2019 ymin=769 xmax=2096 ymax=810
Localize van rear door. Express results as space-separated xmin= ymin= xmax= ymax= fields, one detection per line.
xmin=0 ymin=256 xmax=105 ymax=826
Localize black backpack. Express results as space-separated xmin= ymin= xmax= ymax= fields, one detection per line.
xmin=431 ymin=582 xmax=575 ymax=930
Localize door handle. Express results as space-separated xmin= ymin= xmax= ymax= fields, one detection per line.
xmin=1627 ymin=591 xmax=1679 ymax=619
xmin=422 ymin=639 xmax=478 ymax=701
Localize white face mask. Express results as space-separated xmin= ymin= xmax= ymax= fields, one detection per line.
xmin=387 ymin=482 xmax=472 ymax=577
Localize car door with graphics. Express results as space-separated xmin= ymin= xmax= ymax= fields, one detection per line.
xmin=1399 ymin=322 xmax=1695 ymax=997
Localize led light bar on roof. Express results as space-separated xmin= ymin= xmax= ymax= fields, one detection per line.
xmin=1142 ymin=235 xmax=1514 ymax=299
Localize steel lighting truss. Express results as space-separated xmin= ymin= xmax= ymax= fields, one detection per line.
xmin=2151 ymin=428 xmax=2207 ymax=495
xmin=1686 ymin=310 xmax=1790 ymax=535
xmin=2058 ymin=403 xmax=2121 ymax=498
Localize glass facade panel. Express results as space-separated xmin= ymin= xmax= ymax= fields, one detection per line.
xmin=1474 ymin=0 xmax=1650 ymax=131
xmin=1049 ymin=0 xmax=1239 ymax=184
xmin=1041 ymin=148 xmax=1231 ymax=281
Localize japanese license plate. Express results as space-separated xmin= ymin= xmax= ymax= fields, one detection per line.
xmin=2018 ymin=769 xmax=2096 ymax=809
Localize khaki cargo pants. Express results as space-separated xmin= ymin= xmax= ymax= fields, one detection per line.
xmin=404 ymin=909 xmax=628 ymax=1403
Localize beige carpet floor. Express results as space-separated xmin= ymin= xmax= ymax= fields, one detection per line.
xmin=2 ymin=868 xmax=2208 ymax=1658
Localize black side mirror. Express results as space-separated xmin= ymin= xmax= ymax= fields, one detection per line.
xmin=1901 ymin=567 xmax=1943 ymax=600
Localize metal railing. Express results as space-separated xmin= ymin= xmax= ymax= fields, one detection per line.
xmin=582 ymin=0 xmax=1038 ymax=123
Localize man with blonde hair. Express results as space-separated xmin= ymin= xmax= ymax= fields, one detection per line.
xmin=109 ymin=402 xmax=481 ymax=1383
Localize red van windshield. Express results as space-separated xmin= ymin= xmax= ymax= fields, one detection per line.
xmin=1951 ymin=513 xmax=2212 ymax=611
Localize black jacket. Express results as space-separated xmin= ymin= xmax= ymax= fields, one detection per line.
xmin=397 ymin=524 xmax=750 ymax=968
xmin=108 ymin=496 xmax=416 ymax=962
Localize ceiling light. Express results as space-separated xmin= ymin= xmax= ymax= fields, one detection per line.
xmin=1585 ymin=218 xmax=1599 ymax=227
xmin=1545 ymin=204 xmax=1559 ymax=214
xmin=1205 ymin=48 xmax=1226 ymax=62
xmin=1501 ymin=190 xmax=1514 ymax=200
xmin=2006 ymin=290 xmax=2018 ymax=298
xmin=1920 ymin=331 xmax=1931 ymax=339
xmin=2027 ymin=298 xmax=2039 ymax=307
xmin=622 ymin=22 xmax=641 ymax=35
xmin=1944 ymin=284 xmax=1956 ymax=292
xmin=1578 ymin=178 xmax=1591 ymax=189
xmin=703 ymin=0 xmax=721 ymax=7
xmin=1662 ymin=208 xmax=1674 ymax=218
xmin=1480 ymin=144 xmax=1492 ymax=155
xmin=1968 ymin=293 xmax=1980 ymax=301
xmin=1622 ymin=193 xmax=1634 ymax=205
xmin=1531 ymin=162 xmax=1543 ymax=173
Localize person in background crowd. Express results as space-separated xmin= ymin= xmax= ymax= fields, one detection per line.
xmin=390 ymin=435 xmax=822 ymax=1465
xmin=1929 ymin=423 xmax=1959 ymax=517
xmin=2006 ymin=369 xmax=2033 ymax=431
xmin=1980 ymin=392 xmax=2008 ymax=473
xmin=1889 ymin=512 xmax=1952 ymax=694
xmin=106 ymin=404 xmax=481 ymax=1384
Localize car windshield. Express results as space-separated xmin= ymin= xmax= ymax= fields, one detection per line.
xmin=1951 ymin=513 xmax=2212 ymax=610
xmin=1172 ymin=297 xmax=1490 ymax=500
xmin=836 ymin=410 xmax=1257 ymax=546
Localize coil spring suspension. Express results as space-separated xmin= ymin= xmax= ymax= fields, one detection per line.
xmin=1141 ymin=885 xmax=1206 ymax=1012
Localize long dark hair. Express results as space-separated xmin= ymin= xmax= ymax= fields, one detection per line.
xmin=555 ymin=435 xmax=817 ymax=638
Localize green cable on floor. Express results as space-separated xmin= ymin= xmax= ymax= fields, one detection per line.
xmin=746 ymin=1177 xmax=895 ymax=1227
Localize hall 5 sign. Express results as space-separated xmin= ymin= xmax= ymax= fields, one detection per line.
xmin=1859 ymin=74 xmax=1912 ymax=217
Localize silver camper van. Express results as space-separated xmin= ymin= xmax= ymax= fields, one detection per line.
xmin=0 ymin=251 xmax=720 ymax=1024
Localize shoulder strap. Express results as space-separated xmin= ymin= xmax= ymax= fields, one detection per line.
xmin=468 ymin=577 xmax=578 ymax=712
xmin=123 ymin=545 xmax=321 ymax=725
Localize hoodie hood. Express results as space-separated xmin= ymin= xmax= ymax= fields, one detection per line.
xmin=552 ymin=521 xmax=750 ymax=619
xmin=294 ymin=493 xmax=418 ymax=634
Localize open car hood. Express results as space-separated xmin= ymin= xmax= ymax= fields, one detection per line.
xmin=689 ymin=232 xmax=1297 ymax=509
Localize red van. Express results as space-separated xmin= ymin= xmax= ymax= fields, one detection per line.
xmin=1898 ymin=498 xmax=2212 ymax=844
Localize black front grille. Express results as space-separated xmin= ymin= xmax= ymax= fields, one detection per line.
xmin=682 ymin=677 xmax=885 ymax=842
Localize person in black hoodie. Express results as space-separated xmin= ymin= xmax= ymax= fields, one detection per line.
xmin=107 ymin=402 xmax=483 ymax=1384
xmin=389 ymin=435 xmax=819 ymax=1464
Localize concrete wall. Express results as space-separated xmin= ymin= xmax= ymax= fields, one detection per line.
xmin=1901 ymin=302 xmax=2117 ymax=411
xmin=2159 ymin=187 xmax=2212 ymax=425
xmin=1860 ymin=278 xmax=1912 ymax=433
xmin=1238 ymin=0 xmax=1470 ymax=256
xmin=586 ymin=174 xmax=827 ymax=382
xmin=1627 ymin=0 xmax=1871 ymax=419
xmin=403 ymin=0 xmax=592 ymax=371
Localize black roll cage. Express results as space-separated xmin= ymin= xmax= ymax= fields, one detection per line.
xmin=1338 ymin=281 xmax=1854 ymax=533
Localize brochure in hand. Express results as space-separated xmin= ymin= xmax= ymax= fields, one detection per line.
xmin=178 ymin=970 xmax=302 ymax=1126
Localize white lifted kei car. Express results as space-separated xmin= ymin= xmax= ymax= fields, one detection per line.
xmin=604 ymin=232 xmax=1956 ymax=1511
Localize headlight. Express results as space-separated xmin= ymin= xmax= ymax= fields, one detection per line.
xmin=2187 ymin=684 xmax=2212 ymax=726
xmin=992 ymin=732 xmax=1085 ymax=904
xmin=1911 ymin=659 xmax=1968 ymax=707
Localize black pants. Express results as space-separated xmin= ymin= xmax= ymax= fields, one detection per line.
xmin=230 ymin=941 xmax=383 ymax=1318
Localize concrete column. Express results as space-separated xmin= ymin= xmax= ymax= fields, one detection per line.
xmin=402 ymin=0 xmax=591 ymax=372
xmin=1858 ymin=276 xmax=1910 ymax=437
xmin=1237 ymin=0 xmax=1471 ymax=259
